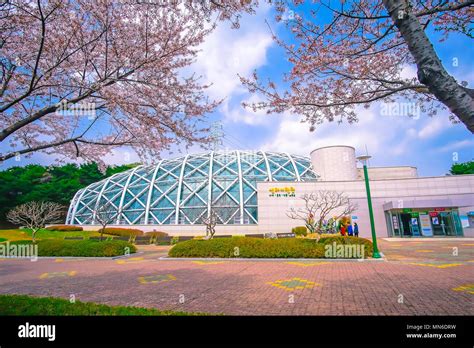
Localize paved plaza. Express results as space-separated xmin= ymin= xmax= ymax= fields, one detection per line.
xmin=0 ymin=239 xmax=473 ymax=315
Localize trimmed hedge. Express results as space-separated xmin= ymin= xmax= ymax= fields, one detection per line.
xmin=98 ymin=227 xmax=144 ymax=237
xmin=46 ymin=225 xmax=83 ymax=231
xmin=291 ymin=226 xmax=308 ymax=236
xmin=10 ymin=239 xmax=136 ymax=257
xmin=144 ymin=231 xmax=168 ymax=238
xmin=169 ymin=236 xmax=374 ymax=258
xmin=319 ymin=236 xmax=373 ymax=256
xmin=169 ymin=237 xmax=326 ymax=258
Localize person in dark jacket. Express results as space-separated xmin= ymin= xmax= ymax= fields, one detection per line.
xmin=347 ymin=223 xmax=353 ymax=236
xmin=354 ymin=222 xmax=359 ymax=237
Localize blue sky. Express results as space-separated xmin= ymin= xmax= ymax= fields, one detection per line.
xmin=2 ymin=2 xmax=473 ymax=177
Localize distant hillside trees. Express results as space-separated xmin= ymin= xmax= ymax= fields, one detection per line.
xmin=449 ymin=161 xmax=474 ymax=175
xmin=0 ymin=162 xmax=137 ymax=227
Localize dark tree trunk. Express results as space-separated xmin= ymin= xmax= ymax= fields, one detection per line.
xmin=383 ymin=0 xmax=474 ymax=133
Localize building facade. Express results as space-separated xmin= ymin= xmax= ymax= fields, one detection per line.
xmin=67 ymin=146 xmax=474 ymax=238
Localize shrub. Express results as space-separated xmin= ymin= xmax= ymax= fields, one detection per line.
xmin=98 ymin=228 xmax=144 ymax=237
xmin=291 ymin=226 xmax=308 ymax=236
xmin=144 ymin=231 xmax=168 ymax=238
xmin=45 ymin=225 xmax=83 ymax=231
xmin=319 ymin=236 xmax=373 ymax=257
xmin=9 ymin=239 xmax=136 ymax=257
xmin=320 ymin=233 xmax=340 ymax=238
xmin=169 ymin=236 xmax=375 ymax=259
xmin=169 ymin=237 xmax=326 ymax=258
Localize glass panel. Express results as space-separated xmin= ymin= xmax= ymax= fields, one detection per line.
xmin=451 ymin=210 xmax=464 ymax=236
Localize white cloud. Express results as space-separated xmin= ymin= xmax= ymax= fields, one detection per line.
xmin=400 ymin=64 xmax=418 ymax=80
xmin=261 ymin=107 xmax=386 ymax=158
xmin=101 ymin=147 xmax=140 ymax=166
xmin=259 ymin=103 xmax=467 ymax=165
xmin=222 ymin=94 xmax=276 ymax=126
xmin=418 ymin=117 xmax=448 ymax=139
xmin=436 ymin=139 xmax=474 ymax=153
xmin=191 ymin=4 xmax=274 ymax=100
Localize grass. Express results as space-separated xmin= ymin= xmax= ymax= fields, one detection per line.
xmin=0 ymin=294 xmax=206 ymax=316
xmin=0 ymin=228 xmax=109 ymax=242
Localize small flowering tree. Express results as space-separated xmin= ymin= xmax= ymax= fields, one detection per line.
xmin=7 ymin=201 xmax=64 ymax=242
xmin=95 ymin=202 xmax=121 ymax=241
xmin=287 ymin=191 xmax=357 ymax=241
xmin=202 ymin=210 xmax=218 ymax=239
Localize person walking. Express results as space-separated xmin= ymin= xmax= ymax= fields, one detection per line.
xmin=347 ymin=223 xmax=353 ymax=236
xmin=354 ymin=222 xmax=359 ymax=237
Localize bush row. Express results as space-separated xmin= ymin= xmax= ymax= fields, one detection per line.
xmin=144 ymin=231 xmax=168 ymax=238
xmin=98 ymin=227 xmax=144 ymax=237
xmin=319 ymin=236 xmax=373 ymax=255
xmin=169 ymin=236 xmax=373 ymax=258
xmin=10 ymin=239 xmax=136 ymax=257
xmin=45 ymin=225 xmax=83 ymax=231
xmin=291 ymin=226 xmax=308 ymax=236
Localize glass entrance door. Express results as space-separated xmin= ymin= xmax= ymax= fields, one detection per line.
xmin=431 ymin=211 xmax=461 ymax=236
xmin=431 ymin=214 xmax=444 ymax=236
xmin=400 ymin=213 xmax=412 ymax=237
xmin=440 ymin=212 xmax=456 ymax=236
xmin=388 ymin=213 xmax=401 ymax=237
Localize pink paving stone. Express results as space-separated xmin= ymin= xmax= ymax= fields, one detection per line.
xmin=0 ymin=240 xmax=472 ymax=315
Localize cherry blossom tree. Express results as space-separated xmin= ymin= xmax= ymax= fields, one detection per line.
xmin=239 ymin=0 xmax=474 ymax=132
xmin=95 ymin=202 xmax=121 ymax=241
xmin=287 ymin=190 xmax=357 ymax=241
xmin=201 ymin=209 xmax=218 ymax=239
xmin=7 ymin=201 xmax=64 ymax=242
xmin=0 ymin=0 xmax=256 ymax=167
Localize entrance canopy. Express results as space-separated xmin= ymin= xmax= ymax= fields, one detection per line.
xmin=383 ymin=197 xmax=473 ymax=211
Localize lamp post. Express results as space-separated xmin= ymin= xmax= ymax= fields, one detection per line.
xmin=356 ymin=155 xmax=382 ymax=259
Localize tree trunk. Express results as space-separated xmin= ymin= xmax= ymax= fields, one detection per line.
xmin=31 ymin=228 xmax=38 ymax=243
xmin=383 ymin=0 xmax=474 ymax=133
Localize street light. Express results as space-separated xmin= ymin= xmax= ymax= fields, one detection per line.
xmin=356 ymin=155 xmax=382 ymax=259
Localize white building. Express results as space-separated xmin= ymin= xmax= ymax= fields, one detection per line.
xmin=67 ymin=146 xmax=474 ymax=238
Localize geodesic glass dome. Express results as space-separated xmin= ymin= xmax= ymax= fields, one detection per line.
xmin=66 ymin=150 xmax=318 ymax=226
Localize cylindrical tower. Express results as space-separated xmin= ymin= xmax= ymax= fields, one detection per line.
xmin=310 ymin=145 xmax=358 ymax=181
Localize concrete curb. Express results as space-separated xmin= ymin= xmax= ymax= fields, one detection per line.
xmin=159 ymin=256 xmax=387 ymax=262
xmin=0 ymin=251 xmax=143 ymax=261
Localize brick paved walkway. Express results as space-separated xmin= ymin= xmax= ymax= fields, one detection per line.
xmin=0 ymin=240 xmax=472 ymax=315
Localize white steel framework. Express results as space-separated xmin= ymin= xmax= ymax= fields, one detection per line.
xmin=67 ymin=150 xmax=318 ymax=225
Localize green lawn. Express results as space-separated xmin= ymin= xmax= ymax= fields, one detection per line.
xmin=0 ymin=294 xmax=206 ymax=316
xmin=0 ymin=228 xmax=108 ymax=242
